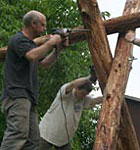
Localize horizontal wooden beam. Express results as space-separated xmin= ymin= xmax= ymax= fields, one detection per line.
xmin=70 ymin=12 xmax=140 ymax=43
xmin=1 ymin=12 xmax=140 ymax=61
xmin=105 ymin=12 xmax=140 ymax=34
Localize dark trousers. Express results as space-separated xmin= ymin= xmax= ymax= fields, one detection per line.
xmin=40 ymin=137 xmax=72 ymax=150
xmin=0 ymin=97 xmax=40 ymax=150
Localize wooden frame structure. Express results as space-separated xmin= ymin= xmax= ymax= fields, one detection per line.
xmin=78 ymin=0 xmax=140 ymax=149
xmin=0 ymin=0 xmax=140 ymax=149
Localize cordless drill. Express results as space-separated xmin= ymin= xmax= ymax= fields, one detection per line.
xmin=52 ymin=28 xmax=90 ymax=37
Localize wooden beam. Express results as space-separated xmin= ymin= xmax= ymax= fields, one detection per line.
xmin=77 ymin=0 xmax=113 ymax=90
xmin=77 ymin=0 xmax=140 ymax=150
xmin=1 ymin=12 xmax=140 ymax=61
xmin=105 ymin=12 xmax=140 ymax=34
xmin=70 ymin=12 xmax=140 ymax=43
xmin=115 ymin=0 xmax=140 ymax=149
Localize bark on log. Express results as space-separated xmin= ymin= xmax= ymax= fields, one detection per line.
xmin=105 ymin=12 xmax=140 ymax=34
xmin=70 ymin=12 xmax=140 ymax=42
xmin=1 ymin=12 xmax=140 ymax=61
xmin=77 ymin=0 xmax=112 ymax=90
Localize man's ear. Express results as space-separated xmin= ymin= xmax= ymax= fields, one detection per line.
xmin=31 ymin=21 xmax=37 ymax=28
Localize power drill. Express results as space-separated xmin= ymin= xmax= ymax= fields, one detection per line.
xmin=52 ymin=28 xmax=90 ymax=37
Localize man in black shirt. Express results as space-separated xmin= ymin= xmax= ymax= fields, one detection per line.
xmin=1 ymin=10 xmax=67 ymax=150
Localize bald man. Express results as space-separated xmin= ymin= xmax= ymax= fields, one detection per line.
xmin=0 ymin=10 xmax=67 ymax=150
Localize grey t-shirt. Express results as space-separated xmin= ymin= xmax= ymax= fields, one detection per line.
xmin=39 ymin=83 xmax=94 ymax=147
xmin=1 ymin=32 xmax=38 ymax=104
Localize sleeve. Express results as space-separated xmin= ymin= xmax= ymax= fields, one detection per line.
xmin=83 ymin=95 xmax=102 ymax=108
xmin=13 ymin=38 xmax=35 ymax=58
xmin=58 ymin=83 xmax=73 ymax=100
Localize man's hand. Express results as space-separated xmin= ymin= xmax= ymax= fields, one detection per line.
xmin=62 ymin=36 xmax=69 ymax=48
xmin=49 ymin=34 xmax=69 ymax=50
xmin=49 ymin=34 xmax=62 ymax=46
xmin=125 ymin=30 xmax=135 ymax=43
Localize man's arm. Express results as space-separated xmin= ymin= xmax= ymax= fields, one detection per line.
xmin=84 ymin=96 xmax=103 ymax=108
xmin=25 ymin=34 xmax=62 ymax=62
xmin=39 ymin=46 xmax=62 ymax=68
xmin=33 ymin=35 xmax=51 ymax=46
xmin=39 ymin=37 xmax=69 ymax=68
xmin=65 ymin=76 xmax=92 ymax=94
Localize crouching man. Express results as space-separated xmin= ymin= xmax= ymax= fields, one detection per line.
xmin=39 ymin=75 xmax=102 ymax=150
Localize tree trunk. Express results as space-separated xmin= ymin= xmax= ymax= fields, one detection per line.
xmin=1 ymin=12 xmax=140 ymax=61
xmin=78 ymin=0 xmax=140 ymax=150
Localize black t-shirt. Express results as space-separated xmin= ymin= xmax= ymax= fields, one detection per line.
xmin=1 ymin=32 xmax=38 ymax=104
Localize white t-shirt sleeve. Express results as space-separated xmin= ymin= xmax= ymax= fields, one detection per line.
xmin=58 ymin=83 xmax=73 ymax=100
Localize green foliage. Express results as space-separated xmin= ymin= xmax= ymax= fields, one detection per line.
xmin=0 ymin=0 xmax=109 ymax=148
xmin=101 ymin=11 xmax=111 ymax=20
xmin=72 ymin=105 xmax=101 ymax=150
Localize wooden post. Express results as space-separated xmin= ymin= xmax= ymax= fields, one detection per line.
xmin=77 ymin=0 xmax=112 ymax=90
xmin=77 ymin=0 xmax=140 ymax=149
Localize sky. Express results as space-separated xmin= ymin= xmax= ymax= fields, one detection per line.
xmin=92 ymin=0 xmax=140 ymax=98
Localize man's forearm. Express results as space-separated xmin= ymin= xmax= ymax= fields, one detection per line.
xmin=26 ymin=40 xmax=54 ymax=62
xmin=25 ymin=34 xmax=62 ymax=62
xmin=40 ymin=48 xmax=61 ymax=68
xmin=66 ymin=76 xmax=91 ymax=94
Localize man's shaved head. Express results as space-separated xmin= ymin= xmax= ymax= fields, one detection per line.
xmin=23 ymin=10 xmax=46 ymax=27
